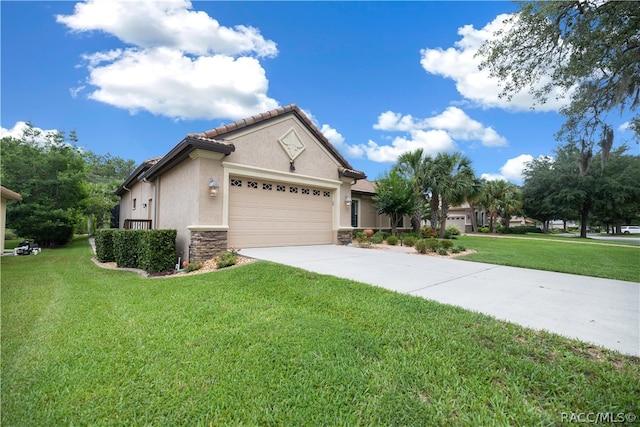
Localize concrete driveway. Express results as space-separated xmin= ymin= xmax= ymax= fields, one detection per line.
xmin=242 ymin=245 xmax=639 ymax=356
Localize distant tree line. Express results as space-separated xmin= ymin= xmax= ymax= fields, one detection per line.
xmin=1 ymin=123 xmax=135 ymax=247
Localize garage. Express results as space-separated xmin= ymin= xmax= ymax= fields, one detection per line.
xmin=228 ymin=176 xmax=333 ymax=248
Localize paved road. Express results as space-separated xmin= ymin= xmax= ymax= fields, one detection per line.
xmin=242 ymin=245 xmax=640 ymax=356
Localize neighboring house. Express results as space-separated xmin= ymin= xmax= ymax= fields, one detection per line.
xmin=117 ymin=104 xmax=365 ymax=262
xmin=350 ymin=179 xmax=411 ymax=232
xmin=1 ymin=186 xmax=22 ymax=254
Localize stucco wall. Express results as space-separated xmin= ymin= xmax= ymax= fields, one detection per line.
xmin=222 ymin=117 xmax=341 ymax=182
xmin=119 ymin=180 xmax=155 ymax=227
xmin=157 ymin=158 xmax=201 ymax=260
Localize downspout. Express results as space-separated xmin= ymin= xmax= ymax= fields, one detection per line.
xmin=153 ymin=177 xmax=159 ymax=229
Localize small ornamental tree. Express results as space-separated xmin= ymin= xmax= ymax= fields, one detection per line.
xmin=372 ymin=170 xmax=414 ymax=236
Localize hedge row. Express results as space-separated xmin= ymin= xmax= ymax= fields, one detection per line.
xmin=94 ymin=229 xmax=177 ymax=274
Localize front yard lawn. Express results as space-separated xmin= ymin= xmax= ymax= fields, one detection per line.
xmin=455 ymin=234 xmax=640 ymax=282
xmin=2 ymin=236 xmax=639 ymax=425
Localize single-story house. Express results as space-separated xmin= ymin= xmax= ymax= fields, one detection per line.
xmin=349 ymin=179 xmax=411 ymax=232
xmin=117 ymin=104 xmax=366 ymax=262
xmin=1 ymin=186 xmax=22 ymax=253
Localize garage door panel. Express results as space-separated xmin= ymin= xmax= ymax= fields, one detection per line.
xmin=228 ymin=177 xmax=333 ymax=248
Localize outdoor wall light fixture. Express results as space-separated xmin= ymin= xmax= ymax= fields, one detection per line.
xmin=209 ymin=177 xmax=220 ymax=197
xmin=289 ymin=161 xmax=296 ymax=171
xmin=344 ymin=196 xmax=352 ymax=206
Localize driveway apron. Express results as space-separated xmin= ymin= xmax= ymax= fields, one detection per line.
xmin=242 ymin=245 xmax=639 ymax=356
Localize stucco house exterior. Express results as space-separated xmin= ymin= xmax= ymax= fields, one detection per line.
xmin=1 ymin=186 xmax=22 ymax=253
xmin=117 ymin=104 xmax=366 ymax=262
xmin=349 ymin=179 xmax=411 ymax=232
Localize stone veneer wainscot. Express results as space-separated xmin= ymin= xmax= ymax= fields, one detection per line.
xmin=189 ymin=230 xmax=228 ymax=262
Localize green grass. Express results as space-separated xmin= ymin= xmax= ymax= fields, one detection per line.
xmin=3 ymin=238 xmax=23 ymax=250
xmin=455 ymin=235 xmax=640 ymax=282
xmin=2 ymin=236 xmax=639 ymax=425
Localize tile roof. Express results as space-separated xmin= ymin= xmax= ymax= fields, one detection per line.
xmin=351 ymin=179 xmax=376 ymax=194
xmin=191 ymin=104 xmax=363 ymax=175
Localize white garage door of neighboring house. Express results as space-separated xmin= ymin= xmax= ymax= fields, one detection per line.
xmin=447 ymin=215 xmax=466 ymax=232
xmin=228 ymin=177 xmax=333 ymax=248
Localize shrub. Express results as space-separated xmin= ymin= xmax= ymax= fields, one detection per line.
xmin=94 ymin=229 xmax=116 ymax=262
xmin=185 ymin=262 xmax=203 ymax=272
xmin=439 ymin=239 xmax=454 ymax=249
xmin=113 ymin=230 xmax=145 ymax=268
xmin=355 ymin=231 xmax=372 ymax=248
xmin=402 ymin=236 xmax=417 ymax=247
xmin=386 ymin=235 xmax=399 ymax=246
xmin=414 ymin=239 xmax=426 ymax=254
xmin=508 ymin=226 xmax=543 ymax=234
xmin=421 ymin=226 xmax=438 ymax=238
xmin=425 ymin=238 xmax=440 ymax=252
xmin=370 ymin=233 xmax=384 ymax=244
xmin=451 ymin=246 xmax=461 ymax=254
xmin=216 ymin=251 xmax=238 ymax=269
xmin=139 ymin=229 xmax=177 ymax=274
xmin=446 ymin=225 xmax=461 ymax=236
xmin=4 ymin=229 xmax=18 ymax=240
xmin=479 ymin=227 xmax=490 ymax=233
xmin=456 ymin=245 xmax=467 ymax=252
xmin=355 ymin=231 xmax=368 ymax=243
xmin=437 ymin=247 xmax=449 ymax=256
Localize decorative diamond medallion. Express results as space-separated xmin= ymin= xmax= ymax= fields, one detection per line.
xmin=278 ymin=129 xmax=305 ymax=161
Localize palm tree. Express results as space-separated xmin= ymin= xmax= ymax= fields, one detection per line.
xmin=431 ymin=152 xmax=478 ymax=238
xmin=479 ymin=179 xmax=522 ymax=232
xmin=396 ymin=149 xmax=433 ymax=233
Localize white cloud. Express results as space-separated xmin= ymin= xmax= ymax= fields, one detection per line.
xmin=365 ymin=106 xmax=507 ymax=163
xmin=57 ymin=0 xmax=279 ymax=120
xmin=56 ymin=0 xmax=277 ymax=58
xmin=373 ymin=107 xmax=507 ymax=148
xmin=482 ymin=153 xmax=543 ymax=183
xmin=0 ymin=121 xmax=60 ymax=144
xmin=420 ymin=14 xmax=569 ymax=112
xmin=362 ymin=130 xmax=456 ymax=163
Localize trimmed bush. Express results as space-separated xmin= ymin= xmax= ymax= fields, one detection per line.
xmin=456 ymin=245 xmax=467 ymax=252
xmin=94 ymin=229 xmax=116 ymax=262
xmin=386 ymin=235 xmax=399 ymax=246
xmin=508 ymin=226 xmax=543 ymax=234
xmin=437 ymin=247 xmax=449 ymax=256
xmin=113 ymin=229 xmax=145 ymax=268
xmin=139 ymin=229 xmax=177 ymax=274
xmin=446 ymin=225 xmax=461 ymax=236
xmin=421 ymin=226 xmax=438 ymax=238
xmin=370 ymin=234 xmax=384 ymax=244
xmin=440 ymin=239 xmax=454 ymax=249
xmin=415 ymin=239 xmax=429 ymax=254
xmin=216 ymin=251 xmax=238 ymax=269
xmin=451 ymin=246 xmax=461 ymax=254
xmin=402 ymin=236 xmax=417 ymax=247
xmin=479 ymin=227 xmax=490 ymax=233
xmin=425 ymin=238 xmax=440 ymax=252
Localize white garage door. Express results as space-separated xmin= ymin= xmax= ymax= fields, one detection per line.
xmin=228 ymin=177 xmax=333 ymax=248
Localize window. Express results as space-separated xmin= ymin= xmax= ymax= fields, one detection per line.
xmin=133 ymin=198 xmax=137 ymax=210
xmin=289 ymin=186 xmax=298 ymax=193
xmin=277 ymin=185 xmax=286 ymax=192
xmin=302 ymin=188 xmax=309 ymax=195
xmin=248 ymin=181 xmax=258 ymax=189
xmin=231 ymin=179 xmax=242 ymax=187
xmin=313 ymin=189 xmax=321 ymax=196
xmin=323 ymin=191 xmax=331 ymax=197
xmin=263 ymin=183 xmax=272 ymax=191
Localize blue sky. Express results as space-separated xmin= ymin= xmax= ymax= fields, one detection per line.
xmin=2 ymin=1 xmax=636 ymax=184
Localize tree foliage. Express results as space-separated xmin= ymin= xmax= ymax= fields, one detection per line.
xmin=1 ymin=130 xmax=87 ymax=246
xmin=1 ymin=123 xmax=136 ymax=245
xmin=431 ymin=152 xmax=479 ymax=237
xmin=478 ymin=179 xmax=523 ymax=233
xmin=372 ymin=170 xmax=414 ymax=236
xmin=478 ymin=0 xmax=639 ymax=139
xmin=522 ymin=144 xmax=639 ymax=235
